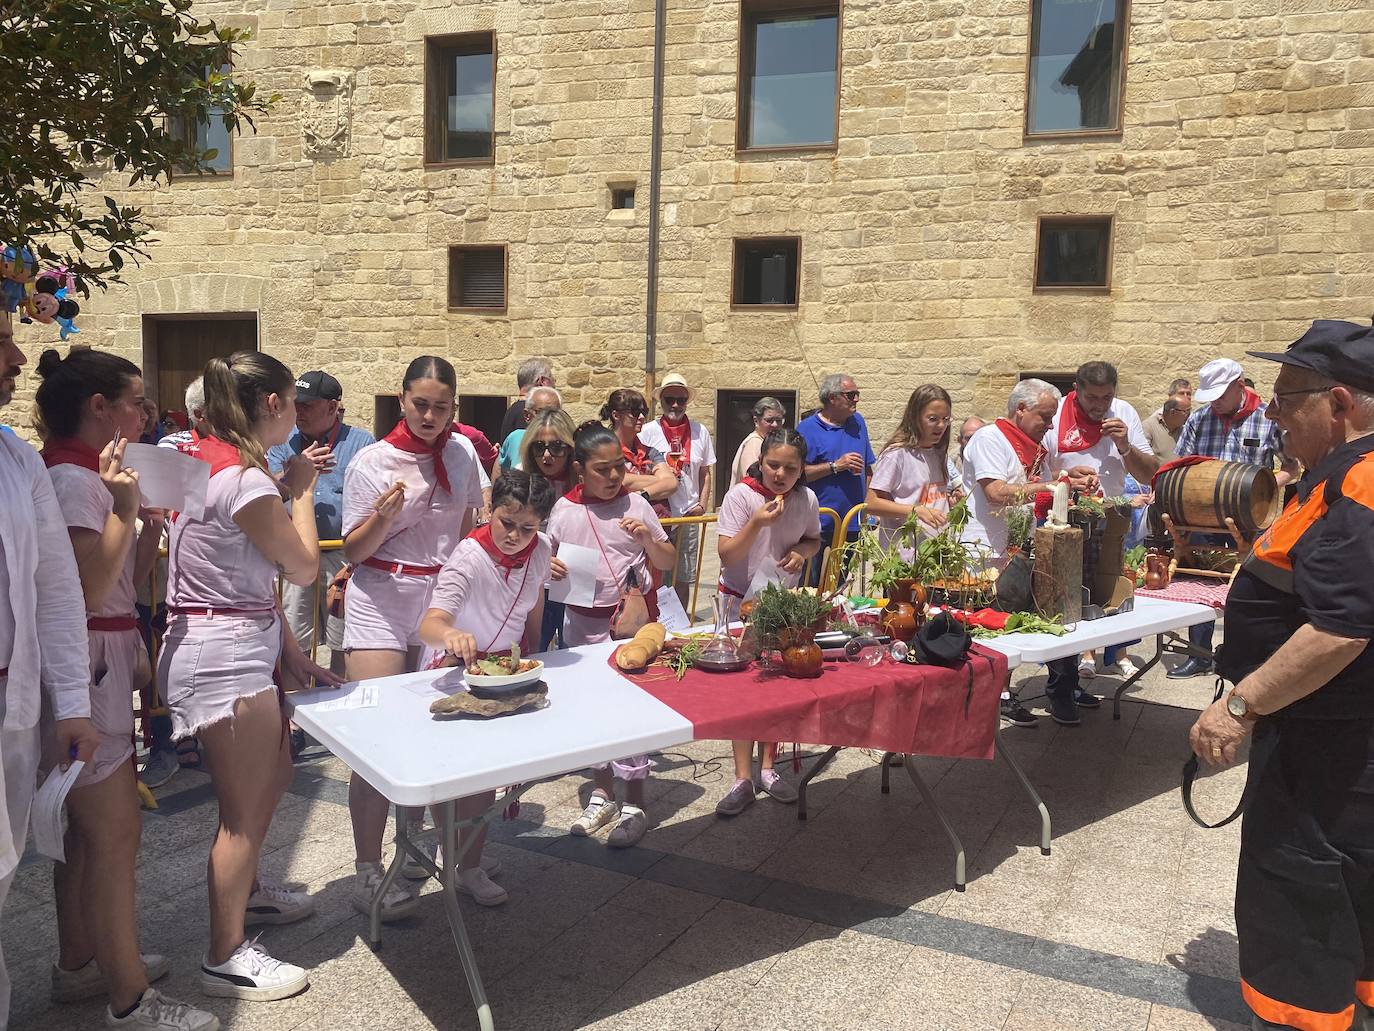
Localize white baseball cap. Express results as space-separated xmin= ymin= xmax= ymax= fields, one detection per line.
xmin=1194 ymin=358 xmax=1244 ymax=404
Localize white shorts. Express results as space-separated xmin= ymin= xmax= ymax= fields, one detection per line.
xmin=343 ymin=565 xmax=435 ymax=652
xmin=562 ymin=609 xmax=612 ymax=648
xmin=158 ymin=612 xmax=283 ymax=741
xmin=40 ymin=629 xmax=139 ymax=788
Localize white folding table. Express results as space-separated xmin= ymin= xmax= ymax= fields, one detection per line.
xmin=286 ymin=641 xmax=693 ymax=1031
xmin=975 ymin=596 xmax=1218 ymax=718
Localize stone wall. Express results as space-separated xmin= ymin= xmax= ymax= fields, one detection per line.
xmin=12 ymin=0 xmax=1374 ymax=445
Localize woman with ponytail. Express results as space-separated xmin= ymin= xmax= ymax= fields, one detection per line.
xmin=161 ymin=350 xmax=339 ymax=1004
xmin=35 ymin=349 xmax=215 ymax=1030
xmin=340 ymin=356 xmax=486 ymax=915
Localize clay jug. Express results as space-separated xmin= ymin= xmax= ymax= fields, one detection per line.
xmin=1144 ymin=552 xmax=1172 ymax=590
xmin=881 ymin=578 xmax=921 ymax=643
xmin=781 ymin=628 xmax=824 ymax=678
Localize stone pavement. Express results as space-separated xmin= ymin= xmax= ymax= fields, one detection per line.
xmin=4 ymin=652 xmax=1251 ymax=1031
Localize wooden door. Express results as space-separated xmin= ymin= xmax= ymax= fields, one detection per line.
xmin=713 ymin=389 xmax=797 ymax=504
xmin=143 ymin=316 xmax=257 ymax=415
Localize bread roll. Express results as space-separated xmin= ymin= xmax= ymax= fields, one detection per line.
xmin=616 ymin=644 xmax=651 ymax=670
xmin=634 ymin=622 xmax=667 ymax=648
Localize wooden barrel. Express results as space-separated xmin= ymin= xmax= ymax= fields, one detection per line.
xmin=1154 ymin=460 xmax=1281 ymax=535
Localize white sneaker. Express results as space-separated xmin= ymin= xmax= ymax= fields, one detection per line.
xmin=607 ymin=805 xmax=647 ymax=849
xmin=1113 ymin=657 xmax=1141 ymax=679
xmin=570 ymin=794 xmax=620 ymax=837
xmin=199 ymin=937 xmax=308 ymax=1001
xmin=457 ymin=867 xmax=508 ymax=907
xmin=244 ymin=879 xmax=314 ymax=926
xmin=351 ymin=863 xmax=420 ymax=922
xmin=401 ymin=837 xmax=502 ymax=880
xmin=1077 ymin=658 xmax=1097 ymax=679
xmin=108 ymin=988 xmax=219 ymax=1030
xmin=53 ymin=953 xmax=171 ymax=1003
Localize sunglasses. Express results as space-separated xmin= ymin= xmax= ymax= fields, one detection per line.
xmin=616 ymin=407 xmax=649 ymax=418
xmin=661 ymin=394 xmax=688 ymax=406
xmin=760 ymin=415 xmax=785 ymax=425
xmin=530 ymin=440 xmax=571 ymax=457
xmin=841 ymin=390 xmax=860 ymax=402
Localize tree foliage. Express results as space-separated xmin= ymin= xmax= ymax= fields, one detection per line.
xmin=0 ymin=0 xmax=277 ymax=293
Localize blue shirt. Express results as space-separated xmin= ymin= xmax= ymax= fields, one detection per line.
xmin=267 ymin=421 xmax=375 ymax=540
xmin=797 ymin=412 xmax=876 ymax=537
xmin=499 ymin=429 xmax=525 ymax=471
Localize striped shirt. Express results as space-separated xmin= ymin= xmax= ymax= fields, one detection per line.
xmin=1175 ymin=402 xmax=1284 ymax=468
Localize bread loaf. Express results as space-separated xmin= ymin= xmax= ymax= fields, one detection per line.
xmin=614 ymin=622 xmax=666 ymax=670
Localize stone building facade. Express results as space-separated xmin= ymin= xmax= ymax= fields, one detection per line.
xmin=17 ymin=0 xmax=1374 ymax=468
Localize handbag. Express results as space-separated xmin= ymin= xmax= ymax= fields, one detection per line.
xmin=326 ymin=563 xmax=353 ymax=618
xmin=583 ymin=506 xmax=660 ymax=640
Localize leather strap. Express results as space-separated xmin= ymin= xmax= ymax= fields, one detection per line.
xmin=362 ymin=557 xmax=442 ymax=577
xmin=169 ymin=606 xmax=277 ymax=618
xmin=1180 ymin=677 xmax=1256 ymax=829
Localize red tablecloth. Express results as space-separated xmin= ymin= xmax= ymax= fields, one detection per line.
xmin=1137 ymin=576 xmax=1230 ymax=610
xmin=612 ymin=645 xmax=1008 ymax=761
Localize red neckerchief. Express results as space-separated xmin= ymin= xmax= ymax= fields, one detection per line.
xmin=469 ymin=523 xmax=539 ymax=579
xmin=1056 ymin=392 xmax=1103 ymax=455
xmin=994 ymin=418 xmax=1046 ymax=479
xmin=40 ymin=437 xmax=101 ymax=471
xmin=563 ymin=483 xmax=629 ymax=505
xmin=741 ymin=476 xmax=774 ymax=499
xmin=1216 ymin=388 xmax=1262 ymax=435
xmin=658 ymin=417 xmax=691 ymax=471
xmin=190 ymin=434 xmax=246 ymax=476
xmin=621 ymin=437 xmax=655 ymax=474
xmin=383 ymin=420 xmax=450 ymax=493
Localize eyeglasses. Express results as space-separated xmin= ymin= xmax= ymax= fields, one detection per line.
xmin=1269 ymin=386 xmax=1331 ymax=413
xmin=661 ymin=394 xmax=688 ymax=406
xmin=530 ymin=441 xmax=570 ymax=457
xmin=759 ymin=415 xmax=785 ymax=425
xmin=841 ymin=391 xmax=860 ymax=402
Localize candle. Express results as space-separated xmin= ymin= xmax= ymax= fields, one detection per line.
xmin=1050 ymin=481 xmax=1070 ymax=527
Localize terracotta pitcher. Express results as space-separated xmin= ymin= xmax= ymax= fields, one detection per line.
xmin=1144 ymin=552 xmax=1172 ymax=591
xmin=881 ymin=578 xmax=922 ymax=643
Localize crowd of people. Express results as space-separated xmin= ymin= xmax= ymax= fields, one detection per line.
xmin=3 ymin=309 xmax=1372 ymax=1031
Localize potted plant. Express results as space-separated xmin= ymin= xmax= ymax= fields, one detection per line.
xmin=748 ymin=583 xmax=834 ymax=678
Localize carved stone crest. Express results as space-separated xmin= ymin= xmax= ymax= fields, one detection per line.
xmin=302 ymin=70 xmax=353 ymax=159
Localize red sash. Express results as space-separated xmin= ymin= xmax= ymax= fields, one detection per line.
xmin=994 ymin=419 xmax=1045 ymax=479
xmin=563 ymin=483 xmax=629 ymax=505
xmin=741 ymin=476 xmax=774 ymax=499
xmin=88 ymin=615 xmax=139 ymax=632
xmin=189 ymin=434 xmax=247 ymax=476
xmin=40 ymin=438 xmax=101 ymax=471
xmin=658 ymin=418 xmax=691 ymax=471
xmin=1055 ymin=392 xmax=1103 ymax=455
xmin=469 ymin=522 xmax=539 ymax=580
xmin=383 ymin=420 xmax=450 ymax=494
xmin=621 ymin=437 xmax=656 ymax=475
xmin=1217 ymin=388 xmax=1262 ymax=434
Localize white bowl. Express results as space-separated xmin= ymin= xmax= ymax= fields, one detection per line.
xmin=464 ymin=660 xmax=545 ymax=694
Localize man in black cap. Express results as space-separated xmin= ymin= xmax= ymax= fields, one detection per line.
xmin=1190 ymin=319 xmax=1374 ymax=1031
xmin=268 ymin=371 xmax=374 ymax=679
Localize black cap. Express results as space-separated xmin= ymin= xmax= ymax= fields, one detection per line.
xmin=294 ymin=370 xmax=342 ymax=402
xmin=1247 ymin=319 xmax=1374 ymax=394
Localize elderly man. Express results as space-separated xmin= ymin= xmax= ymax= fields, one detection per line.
xmin=268 ymin=371 xmax=374 ymax=678
xmin=1168 ymin=377 xmax=1193 ymax=408
xmin=799 ymin=373 xmax=875 ymax=586
xmin=641 ymin=374 xmax=717 ymax=609
xmin=962 ymin=379 xmax=1095 ymax=726
xmin=0 ymin=316 xmax=100 ymax=1027
xmin=156 ymin=377 xmax=209 ymax=452
xmin=952 ymin=416 xmax=986 ymax=475
xmin=1189 ymin=320 xmax=1374 ymax=1031
xmin=1144 ymin=398 xmax=1189 ymax=460
xmin=1169 ymin=358 xmax=1301 ymax=679
xmin=499 ymin=357 xmax=556 ymax=443
xmin=497 ymin=385 xmax=561 ymax=473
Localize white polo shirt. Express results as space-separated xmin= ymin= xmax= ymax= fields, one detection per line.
xmin=1043 ymin=397 xmax=1152 ymax=497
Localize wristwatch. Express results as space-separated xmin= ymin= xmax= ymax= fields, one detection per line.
xmin=638 ymin=490 xmax=652 ymax=504
xmin=828 ymin=461 xmax=837 ymax=475
xmin=1226 ymin=689 xmax=1258 ymax=721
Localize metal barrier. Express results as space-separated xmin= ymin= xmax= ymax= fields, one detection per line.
xmin=658 ymin=514 xmax=714 ymax=623
xmin=820 ymin=504 xmax=868 ymax=594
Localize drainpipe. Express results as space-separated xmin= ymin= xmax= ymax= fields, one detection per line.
xmin=644 ymin=0 xmax=666 ymax=403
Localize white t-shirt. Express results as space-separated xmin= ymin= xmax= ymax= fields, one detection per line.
xmin=869 ymin=446 xmax=952 ymax=547
xmin=48 ymin=464 xmax=136 ymax=618
xmin=960 ymin=425 xmax=1026 ymax=560
xmin=639 ymin=418 xmax=716 ymax=515
xmin=1042 ymin=397 xmax=1152 ymax=497
xmin=715 ymin=484 xmax=821 ymax=598
xmin=342 ymin=438 xmax=485 ymax=568
xmin=546 ymin=494 xmax=668 ymax=607
xmin=167 ymin=466 xmax=282 ymax=610
xmin=429 ymin=535 xmax=553 ymax=653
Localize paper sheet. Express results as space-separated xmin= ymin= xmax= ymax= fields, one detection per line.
xmin=313 ymin=684 xmax=379 ymax=712
xmin=121 ymin=442 xmax=210 ymax=520
xmin=32 ymin=761 xmax=85 ymax=863
xmin=547 ymin=543 xmax=598 ymax=607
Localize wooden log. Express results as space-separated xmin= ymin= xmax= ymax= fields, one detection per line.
xmin=1033 ymin=526 xmax=1083 ymax=622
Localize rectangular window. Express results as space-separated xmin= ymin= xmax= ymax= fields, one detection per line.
xmin=448 ymin=246 xmax=507 ymax=312
xmin=425 ymin=34 xmax=495 ymax=165
xmin=1025 ymin=0 xmax=1128 ymax=136
xmin=1034 ymin=217 xmax=1113 ymax=291
xmin=732 ymin=237 xmax=800 ymax=308
xmin=611 ymin=187 xmax=635 ymax=210
xmin=170 ymin=62 xmax=234 ymax=175
xmin=738 ymin=3 xmax=840 ymax=151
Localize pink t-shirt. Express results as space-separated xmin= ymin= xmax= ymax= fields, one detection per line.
xmin=48 ymin=464 xmax=136 ymax=618
xmin=715 ymin=484 xmax=821 ymax=597
xmin=869 ymin=446 xmax=951 ymax=547
xmin=429 ymin=536 xmax=553 ymax=653
xmin=546 ymin=493 xmax=668 ymax=608
xmin=167 ymin=466 xmax=282 ymax=610
xmin=342 ymin=438 xmax=485 ymax=567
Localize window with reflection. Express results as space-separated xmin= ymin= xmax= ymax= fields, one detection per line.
xmin=738 ymin=5 xmax=840 ymax=150
xmin=170 ymin=62 xmax=234 ymax=175
xmin=1026 ymin=0 xmax=1127 ymax=136
xmin=1035 ymin=218 xmax=1113 ymax=291
xmin=426 ymin=34 xmax=495 ymax=164
xmin=733 ymin=238 xmax=801 ymax=307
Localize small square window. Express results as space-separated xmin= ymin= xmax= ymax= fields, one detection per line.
xmin=738 ymin=4 xmax=840 ymax=151
xmin=1034 ymin=218 xmax=1112 ymax=291
xmin=170 ymin=62 xmax=234 ymax=176
xmin=611 ymin=187 xmax=635 ymax=210
xmin=732 ymin=238 xmax=800 ymax=308
xmin=448 ymin=246 xmax=507 ymax=312
xmin=425 ymin=34 xmax=496 ymax=165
